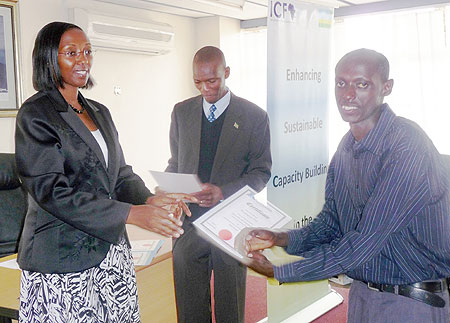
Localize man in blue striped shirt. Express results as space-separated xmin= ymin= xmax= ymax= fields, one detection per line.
xmin=246 ymin=48 xmax=450 ymax=322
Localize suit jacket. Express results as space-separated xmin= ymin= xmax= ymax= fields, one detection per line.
xmin=15 ymin=88 xmax=151 ymax=274
xmin=166 ymin=92 xmax=271 ymax=201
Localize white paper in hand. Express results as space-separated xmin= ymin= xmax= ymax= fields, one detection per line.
xmin=149 ymin=170 xmax=202 ymax=194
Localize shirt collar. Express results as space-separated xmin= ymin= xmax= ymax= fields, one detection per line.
xmin=343 ymin=103 xmax=396 ymax=154
xmin=202 ymin=90 xmax=230 ymax=120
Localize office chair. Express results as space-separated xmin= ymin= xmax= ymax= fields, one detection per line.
xmin=0 ymin=153 xmax=27 ymax=258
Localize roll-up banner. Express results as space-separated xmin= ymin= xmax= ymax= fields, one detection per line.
xmin=266 ymin=1 xmax=342 ymax=322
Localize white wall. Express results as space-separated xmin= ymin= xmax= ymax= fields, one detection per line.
xmin=0 ymin=119 xmax=14 ymax=152
xmin=219 ymin=17 xmax=243 ymax=97
xmin=2 ymin=0 xmax=201 ymax=189
xmin=194 ymin=16 xmax=221 ymax=49
xmin=1 ymin=0 xmax=243 ymax=189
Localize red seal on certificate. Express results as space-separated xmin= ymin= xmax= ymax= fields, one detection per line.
xmin=218 ymin=229 xmax=232 ymax=241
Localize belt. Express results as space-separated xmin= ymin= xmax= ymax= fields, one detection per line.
xmin=363 ymin=279 xmax=447 ymax=308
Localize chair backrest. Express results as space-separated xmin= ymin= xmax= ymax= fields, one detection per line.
xmin=0 ymin=153 xmax=27 ymax=257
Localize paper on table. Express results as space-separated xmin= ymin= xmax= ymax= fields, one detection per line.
xmin=131 ymin=239 xmax=164 ymax=266
xmin=0 ymin=258 xmax=20 ymax=270
xmin=149 ymin=170 xmax=202 ymax=194
xmin=193 ymin=185 xmax=292 ymax=265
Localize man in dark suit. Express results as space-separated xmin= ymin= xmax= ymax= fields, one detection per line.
xmin=166 ymin=46 xmax=272 ymax=323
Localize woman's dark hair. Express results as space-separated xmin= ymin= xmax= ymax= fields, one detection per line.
xmin=32 ymin=21 xmax=94 ymax=91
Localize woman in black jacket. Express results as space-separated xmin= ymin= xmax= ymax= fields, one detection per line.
xmin=15 ymin=21 xmax=195 ymax=323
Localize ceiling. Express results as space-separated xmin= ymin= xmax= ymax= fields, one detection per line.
xmin=95 ymin=0 xmax=447 ymax=20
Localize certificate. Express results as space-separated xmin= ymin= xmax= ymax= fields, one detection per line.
xmin=193 ymin=185 xmax=292 ymax=264
xmin=149 ymin=170 xmax=202 ymax=194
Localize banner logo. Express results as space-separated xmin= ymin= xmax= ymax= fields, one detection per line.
xmin=269 ymin=1 xmax=296 ymax=21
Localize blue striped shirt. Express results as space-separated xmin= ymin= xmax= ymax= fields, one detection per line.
xmin=274 ymin=104 xmax=450 ymax=285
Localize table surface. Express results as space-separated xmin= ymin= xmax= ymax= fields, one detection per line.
xmin=0 ymin=254 xmax=20 ymax=320
xmin=0 ymin=226 xmax=177 ymax=322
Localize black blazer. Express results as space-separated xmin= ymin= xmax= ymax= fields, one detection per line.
xmin=15 ymin=88 xmax=151 ymax=274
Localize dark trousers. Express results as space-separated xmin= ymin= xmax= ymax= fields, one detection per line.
xmin=172 ymin=220 xmax=247 ymax=323
xmin=348 ymin=280 xmax=450 ymax=323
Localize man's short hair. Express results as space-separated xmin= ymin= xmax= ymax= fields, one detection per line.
xmin=193 ymin=46 xmax=226 ymax=67
xmin=337 ymin=48 xmax=390 ymax=81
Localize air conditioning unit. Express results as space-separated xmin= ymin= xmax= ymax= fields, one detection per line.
xmin=69 ymin=8 xmax=175 ymax=56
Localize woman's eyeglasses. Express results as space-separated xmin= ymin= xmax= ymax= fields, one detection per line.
xmin=58 ymin=49 xmax=97 ymax=59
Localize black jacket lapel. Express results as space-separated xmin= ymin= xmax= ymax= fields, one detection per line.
xmin=46 ymin=89 xmax=109 ymax=174
xmin=81 ymin=96 xmax=118 ymax=182
xmin=211 ymin=93 xmax=242 ymax=175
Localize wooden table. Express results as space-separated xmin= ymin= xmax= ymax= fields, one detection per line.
xmin=0 ymin=227 xmax=177 ymax=322
xmin=0 ymin=254 xmax=19 ymax=321
xmin=129 ymin=225 xmax=177 ymax=322
xmin=136 ymin=257 xmax=177 ymax=322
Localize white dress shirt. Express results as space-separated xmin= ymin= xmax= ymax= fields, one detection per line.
xmin=202 ymin=90 xmax=230 ymax=120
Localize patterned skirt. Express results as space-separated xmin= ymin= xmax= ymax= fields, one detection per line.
xmin=19 ymin=238 xmax=140 ymax=323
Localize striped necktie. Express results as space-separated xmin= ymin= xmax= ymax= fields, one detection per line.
xmin=207 ymin=104 xmax=217 ymax=122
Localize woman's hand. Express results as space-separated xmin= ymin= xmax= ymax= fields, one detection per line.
xmin=127 ymin=204 xmax=185 ymax=238
xmin=146 ymin=193 xmax=198 ymax=220
xmin=245 ymin=229 xmax=289 ymax=252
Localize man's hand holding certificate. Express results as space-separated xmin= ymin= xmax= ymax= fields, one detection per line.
xmin=193 ymin=186 xmax=291 ymax=265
